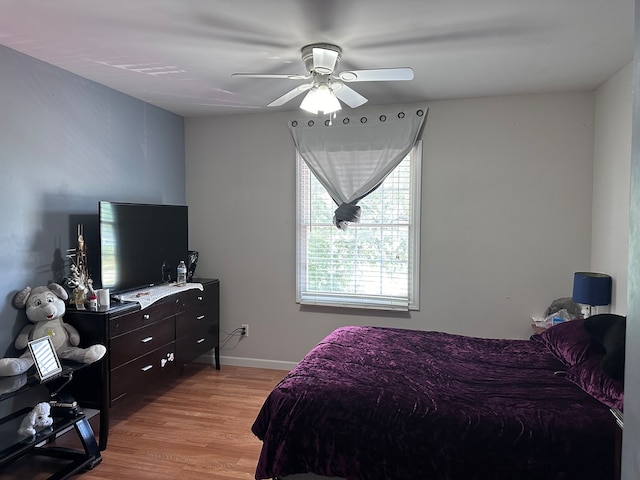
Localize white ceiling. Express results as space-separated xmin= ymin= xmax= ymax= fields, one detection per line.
xmin=0 ymin=0 xmax=634 ymax=117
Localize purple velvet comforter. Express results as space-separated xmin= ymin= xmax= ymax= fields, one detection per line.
xmin=252 ymin=326 xmax=616 ymax=480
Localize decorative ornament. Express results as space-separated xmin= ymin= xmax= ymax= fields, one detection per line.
xmin=65 ymin=224 xmax=94 ymax=309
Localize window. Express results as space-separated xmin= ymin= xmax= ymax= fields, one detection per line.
xmin=296 ymin=142 xmax=421 ymax=311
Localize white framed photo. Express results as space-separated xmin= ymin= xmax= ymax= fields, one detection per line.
xmin=28 ymin=336 xmax=62 ymax=381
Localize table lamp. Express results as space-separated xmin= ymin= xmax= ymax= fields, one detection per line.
xmin=572 ymin=272 xmax=612 ymax=317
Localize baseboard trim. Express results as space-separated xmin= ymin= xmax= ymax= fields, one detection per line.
xmin=194 ymin=352 xmax=296 ymax=371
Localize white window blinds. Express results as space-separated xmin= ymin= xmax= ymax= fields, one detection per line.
xmin=297 ymin=141 xmax=422 ymax=311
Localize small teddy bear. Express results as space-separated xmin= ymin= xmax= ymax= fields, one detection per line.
xmin=17 ymin=401 xmax=53 ymax=436
xmin=0 ymin=283 xmax=106 ymax=377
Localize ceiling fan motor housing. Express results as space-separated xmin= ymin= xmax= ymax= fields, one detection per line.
xmin=302 ymin=43 xmax=342 ymax=75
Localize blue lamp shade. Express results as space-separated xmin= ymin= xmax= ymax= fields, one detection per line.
xmin=572 ymin=272 xmax=612 ymax=306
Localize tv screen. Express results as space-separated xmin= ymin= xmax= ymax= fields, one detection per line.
xmin=99 ymin=201 xmax=188 ymax=294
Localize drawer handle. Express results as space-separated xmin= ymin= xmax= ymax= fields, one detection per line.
xmin=143 ymin=314 xmax=150 ymax=320
xmin=198 ymin=296 xmax=203 ymax=301
xmin=197 ymin=315 xmax=205 ymax=320
xmin=141 ymin=336 xmax=153 ymax=343
xmin=196 ymin=338 xmax=205 ymax=344
xmin=141 ymin=365 xmax=153 ymax=372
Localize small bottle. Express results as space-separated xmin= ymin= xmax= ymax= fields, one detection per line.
xmin=88 ymin=294 xmax=98 ymax=311
xmin=177 ymin=261 xmax=187 ymax=286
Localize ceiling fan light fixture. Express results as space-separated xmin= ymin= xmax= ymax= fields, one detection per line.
xmin=300 ymin=85 xmax=341 ymax=114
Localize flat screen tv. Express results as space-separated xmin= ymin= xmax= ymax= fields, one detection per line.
xmin=99 ymin=201 xmax=188 ymax=294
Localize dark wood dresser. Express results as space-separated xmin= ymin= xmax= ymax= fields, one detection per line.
xmin=64 ymin=278 xmax=220 ymax=450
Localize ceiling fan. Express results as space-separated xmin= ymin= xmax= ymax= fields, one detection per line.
xmin=231 ymin=43 xmax=414 ymax=114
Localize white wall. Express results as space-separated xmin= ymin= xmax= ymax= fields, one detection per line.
xmin=593 ymin=62 xmax=633 ymax=314
xmin=186 ymin=92 xmax=596 ymax=368
xmin=590 ymin=60 xmax=635 ymax=478
xmin=621 ymin=2 xmax=640 ymax=474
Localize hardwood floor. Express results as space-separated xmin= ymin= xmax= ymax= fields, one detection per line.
xmin=0 ymin=364 xmax=288 ymax=480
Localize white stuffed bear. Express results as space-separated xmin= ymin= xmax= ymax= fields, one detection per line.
xmin=0 ymin=283 xmax=106 ymax=377
xmin=18 ymin=401 xmax=53 ymax=436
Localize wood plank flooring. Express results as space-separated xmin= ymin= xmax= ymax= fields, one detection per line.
xmin=0 ymin=364 xmax=288 ymax=480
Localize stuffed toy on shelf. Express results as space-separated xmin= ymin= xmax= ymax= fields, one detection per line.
xmin=17 ymin=401 xmax=53 ymax=436
xmin=0 ymin=283 xmax=106 ymax=377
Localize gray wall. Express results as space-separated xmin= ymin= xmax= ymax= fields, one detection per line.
xmin=0 ymin=45 xmax=186 ymax=359
xmin=186 ymin=92 xmax=597 ymax=368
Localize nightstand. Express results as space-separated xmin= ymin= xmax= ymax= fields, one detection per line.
xmin=531 ymin=324 xmax=548 ymax=334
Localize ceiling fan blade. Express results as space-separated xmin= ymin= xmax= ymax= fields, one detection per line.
xmin=231 ymin=72 xmax=310 ymax=80
xmin=268 ymin=83 xmax=312 ymax=107
xmin=338 ymin=67 xmax=414 ymax=82
xmin=333 ymin=85 xmax=368 ymax=108
xmin=312 ymin=47 xmax=339 ymax=74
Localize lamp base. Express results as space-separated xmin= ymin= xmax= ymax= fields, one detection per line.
xmin=582 ymin=304 xmax=610 ymax=318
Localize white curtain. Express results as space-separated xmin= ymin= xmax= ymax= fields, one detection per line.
xmin=289 ymin=106 xmax=428 ymax=229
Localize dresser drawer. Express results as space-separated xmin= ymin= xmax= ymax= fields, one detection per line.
xmin=109 ymin=300 xmax=175 ymax=336
xmin=176 ymin=287 xmax=208 ymax=310
xmin=110 ymin=345 xmax=177 ymax=402
xmin=175 ymin=327 xmax=217 ymax=363
xmin=175 ymin=306 xmax=210 ymax=338
xmin=110 ymin=316 xmax=175 ymax=368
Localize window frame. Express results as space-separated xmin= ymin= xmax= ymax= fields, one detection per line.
xmin=296 ymin=141 xmax=422 ymax=311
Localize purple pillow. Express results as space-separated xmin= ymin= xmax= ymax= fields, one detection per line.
xmin=566 ymin=356 xmax=624 ymax=409
xmin=535 ymin=319 xmax=604 ymax=366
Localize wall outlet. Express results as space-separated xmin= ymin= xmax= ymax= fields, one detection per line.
xmin=241 ymin=324 xmax=249 ymax=337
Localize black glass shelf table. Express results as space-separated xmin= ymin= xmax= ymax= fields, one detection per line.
xmin=0 ymin=364 xmax=102 ymax=479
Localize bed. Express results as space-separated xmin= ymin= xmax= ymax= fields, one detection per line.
xmin=252 ymin=318 xmax=624 ymax=480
